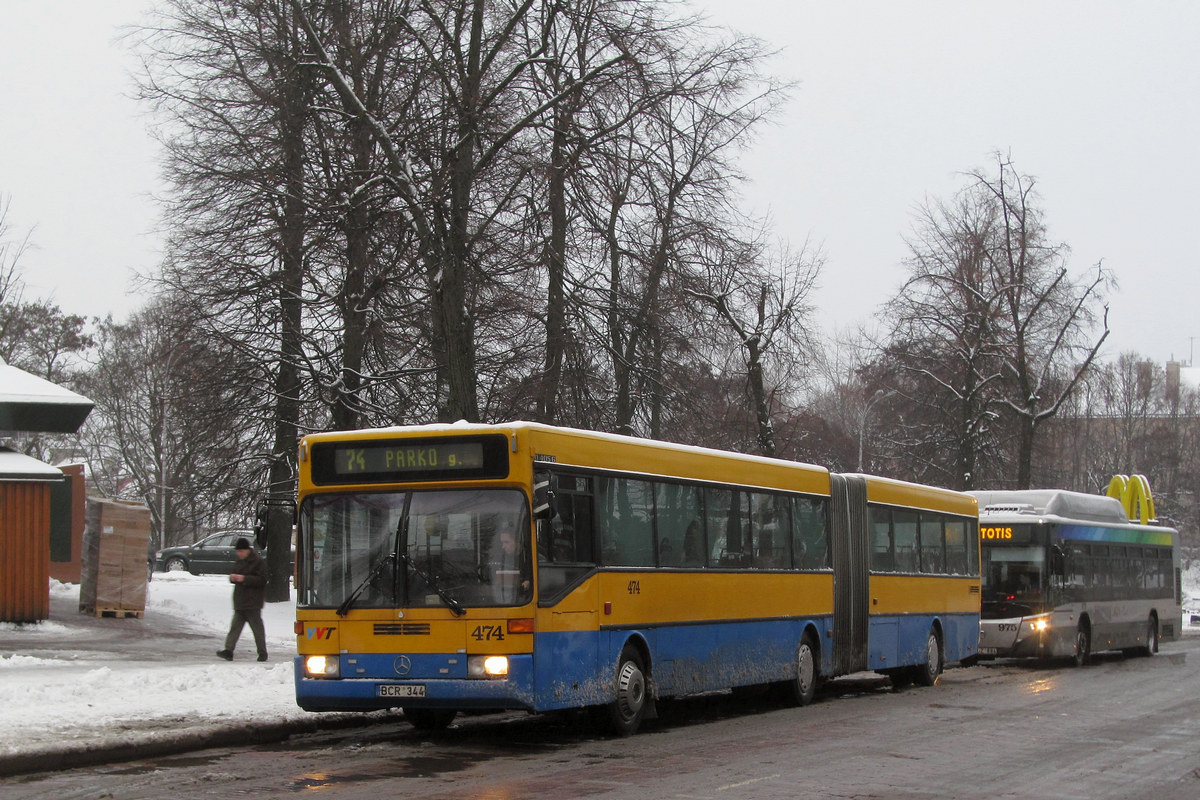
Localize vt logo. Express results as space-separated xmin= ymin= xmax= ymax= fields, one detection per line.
xmin=307 ymin=626 xmax=336 ymax=640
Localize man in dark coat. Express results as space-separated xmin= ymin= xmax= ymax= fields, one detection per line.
xmin=216 ymin=537 xmax=269 ymax=662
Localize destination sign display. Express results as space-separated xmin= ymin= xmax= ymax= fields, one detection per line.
xmin=334 ymin=442 xmax=484 ymax=476
xmin=309 ymin=434 xmax=509 ymax=485
xmin=979 ymin=523 xmax=1036 ymax=545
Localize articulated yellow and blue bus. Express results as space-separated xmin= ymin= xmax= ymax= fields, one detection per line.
xmin=293 ymin=422 xmax=980 ymax=734
xmin=971 ymin=485 xmax=1181 ymax=665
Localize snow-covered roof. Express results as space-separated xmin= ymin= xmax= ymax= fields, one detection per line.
xmin=0 ymin=447 xmax=66 ymax=480
xmin=0 ymin=362 xmax=93 ymax=433
xmin=971 ymin=489 xmax=1132 ymax=525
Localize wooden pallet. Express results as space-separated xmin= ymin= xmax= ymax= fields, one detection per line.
xmin=79 ymin=605 xmax=144 ymax=619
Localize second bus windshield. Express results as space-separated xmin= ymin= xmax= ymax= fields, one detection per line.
xmin=981 ymin=523 xmax=1045 ymax=617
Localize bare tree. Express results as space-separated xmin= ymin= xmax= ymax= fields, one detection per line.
xmin=974 ymin=155 xmax=1112 ymax=488
xmin=0 ymin=196 xmax=30 ymax=313
xmin=288 ymin=0 xmax=632 ymax=423
xmin=686 ymin=235 xmax=820 ymax=456
xmin=879 ymin=183 xmax=1010 ymax=489
xmin=79 ymin=297 xmax=262 ymax=548
xmin=879 ymin=154 xmax=1111 ymax=489
xmin=138 ymin=0 xmax=322 ymax=600
xmin=568 ymin=21 xmax=784 ymax=436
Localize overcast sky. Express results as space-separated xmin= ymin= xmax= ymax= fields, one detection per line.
xmin=1 ymin=1 xmax=1197 ymax=366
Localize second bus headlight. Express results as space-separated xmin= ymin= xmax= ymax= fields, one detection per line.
xmin=468 ymin=655 xmax=509 ymax=678
xmin=305 ymin=655 xmax=340 ymax=679
xmin=1027 ymin=616 xmax=1050 ymax=633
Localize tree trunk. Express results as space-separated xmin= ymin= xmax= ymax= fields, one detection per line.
xmin=264 ymin=24 xmax=308 ymax=603
xmin=746 ymin=337 xmax=775 ymax=458
xmin=331 ymin=112 xmax=374 ymax=432
xmin=1015 ymin=414 xmax=1036 ymax=490
xmin=540 ymin=102 xmax=571 ymax=423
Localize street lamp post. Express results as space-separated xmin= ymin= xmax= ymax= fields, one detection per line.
xmin=857 ymin=389 xmax=892 ymax=472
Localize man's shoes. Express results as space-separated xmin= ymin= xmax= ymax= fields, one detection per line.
xmin=257 ymin=654 xmax=268 ymax=662
xmin=216 ymin=650 xmax=233 ymax=661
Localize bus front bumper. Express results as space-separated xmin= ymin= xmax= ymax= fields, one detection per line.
xmin=979 ymin=616 xmax=1073 ymax=659
xmin=293 ymin=655 xmax=537 ymax=713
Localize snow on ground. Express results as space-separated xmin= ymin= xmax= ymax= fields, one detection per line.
xmin=0 ymin=573 xmax=321 ymax=759
xmin=1182 ymin=558 xmax=1200 ymax=623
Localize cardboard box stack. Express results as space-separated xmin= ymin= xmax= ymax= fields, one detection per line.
xmin=79 ymin=498 xmax=151 ymax=618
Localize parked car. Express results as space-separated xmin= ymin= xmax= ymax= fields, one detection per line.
xmin=154 ymin=530 xmax=292 ymax=576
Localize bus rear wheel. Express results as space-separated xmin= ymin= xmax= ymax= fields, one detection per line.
xmin=606 ymin=646 xmax=648 ymax=737
xmin=914 ymin=628 xmax=943 ymax=687
xmin=403 ymin=707 xmax=457 ymax=731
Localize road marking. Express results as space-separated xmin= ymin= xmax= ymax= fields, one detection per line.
xmin=717 ymin=774 xmax=781 ymax=791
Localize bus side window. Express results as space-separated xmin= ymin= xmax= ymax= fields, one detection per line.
xmin=919 ymin=514 xmax=945 ymax=574
xmin=544 ymin=475 xmax=594 ymax=564
xmin=598 ymin=477 xmax=654 ymax=566
xmin=656 ymin=483 xmax=703 ymax=567
xmin=869 ymin=505 xmax=893 ymax=572
xmin=944 ymin=518 xmax=969 ymax=575
xmin=536 ymin=473 xmax=596 ymax=605
xmin=793 ymin=496 xmax=828 ymax=569
xmin=752 ymin=493 xmax=788 ymax=569
xmin=893 ymin=510 xmax=919 ymax=573
xmin=714 ymin=491 xmax=752 ymax=568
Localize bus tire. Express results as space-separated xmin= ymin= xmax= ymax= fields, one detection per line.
xmin=1142 ymin=614 xmax=1159 ymax=657
xmin=1070 ymin=624 xmax=1090 ymax=668
xmin=403 ymin=707 xmax=457 ymax=731
xmin=607 ymin=646 xmax=648 ymax=737
xmin=914 ymin=627 xmax=943 ymax=687
xmin=780 ymin=632 xmax=820 ymax=706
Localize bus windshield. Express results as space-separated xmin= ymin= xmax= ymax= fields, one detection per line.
xmin=981 ymin=529 xmax=1045 ymax=619
xmin=298 ymin=489 xmax=531 ymax=611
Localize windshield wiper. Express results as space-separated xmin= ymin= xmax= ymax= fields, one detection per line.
xmin=400 ymin=550 xmax=467 ymax=617
xmin=336 ymin=553 xmax=395 ymax=617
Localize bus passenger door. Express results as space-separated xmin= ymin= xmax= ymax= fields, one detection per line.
xmin=829 ymin=475 xmax=869 ymax=675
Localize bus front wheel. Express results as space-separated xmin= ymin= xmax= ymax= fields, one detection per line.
xmin=1070 ymin=625 xmax=1090 ymax=668
xmin=607 ymin=646 xmax=648 ymax=737
xmin=1139 ymin=615 xmax=1158 ymax=657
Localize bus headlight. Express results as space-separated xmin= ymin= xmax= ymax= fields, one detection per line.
xmin=1028 ymin=616 xmax=1050 ymax=633
xmin=305 ymin=655 xmax=340 ymax=679
xmin=468 ymin=655 xmax=509 ymax=678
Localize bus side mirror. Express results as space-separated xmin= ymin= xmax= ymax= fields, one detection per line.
xmin=532 ymin=472 xmax=556 ymax=520
xmin=254 ymin=503 xmax=270 ymax=549
xmin=1050 ymin=544 xmax=1066 ymax=577
xmin=254 ymin=499 xmax=297 ymax=549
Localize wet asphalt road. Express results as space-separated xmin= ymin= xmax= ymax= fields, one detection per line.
xmin=5 ymin=634 xmax=1200 ymax=799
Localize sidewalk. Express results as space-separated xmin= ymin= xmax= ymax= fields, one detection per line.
xmin=0 ymin=575 xmax=389 ymax=778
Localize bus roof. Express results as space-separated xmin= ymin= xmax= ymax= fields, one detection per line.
xmin=301 ymin=422 xmax=977 ymax=512
xmin=970 ymin=489 xmax=1132 ymax=525
xmin=302 ymin=421 xmax=834 ymax=494
xmin=857 ymin=474 xmax=978 ymax=516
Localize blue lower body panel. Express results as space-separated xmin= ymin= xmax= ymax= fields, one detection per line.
xmin=293 ymin=613 xmax=972 ymax=713
xmin=867 ymin=612 xmax=978 ymax=671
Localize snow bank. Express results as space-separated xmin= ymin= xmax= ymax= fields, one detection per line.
xmin=0 ymin=573 xmax=308 ymax=758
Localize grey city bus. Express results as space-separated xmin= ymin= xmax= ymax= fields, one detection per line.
xmin=969 ymin=490 xmax=1181 ymax=665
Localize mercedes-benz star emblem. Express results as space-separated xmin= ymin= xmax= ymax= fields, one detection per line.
xmin=393 ymin=655 xmax=412 ymax=676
